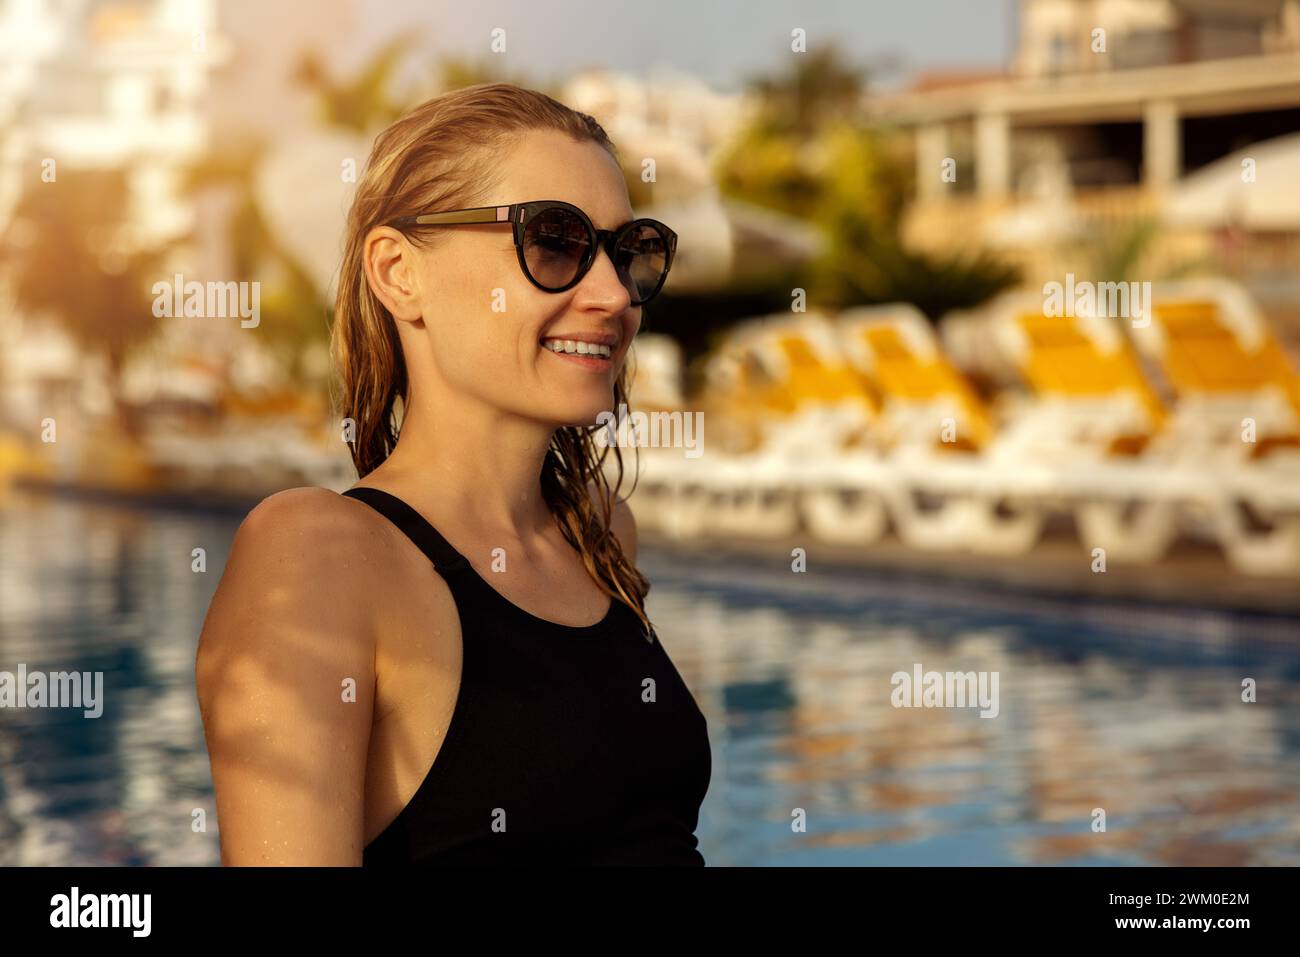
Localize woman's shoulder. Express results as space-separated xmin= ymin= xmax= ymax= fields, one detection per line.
xmin=239 ymin=484 xmax=369 ymax=536
xmin=235 ymin=484 xmax=415 ymax=557
xmin=196 ymin=485 xmax=383 ymax=864
xmin=198 ymin=487 xmax=391 ymax=660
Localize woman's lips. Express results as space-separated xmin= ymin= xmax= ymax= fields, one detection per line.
xmin=540 ymin=336 xmax=615 ymax=357
xmin=539 ymin=334 xmax=617 ymax=371
xmin=541 ymin=344 xmax=614 ymax=371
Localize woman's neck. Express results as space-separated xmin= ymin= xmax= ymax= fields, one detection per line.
xmin=366 ymin=385 xmax=557 ymax=541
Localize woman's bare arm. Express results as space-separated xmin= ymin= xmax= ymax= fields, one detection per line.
xmin=195 ymin=488 xmax=378 ymax=865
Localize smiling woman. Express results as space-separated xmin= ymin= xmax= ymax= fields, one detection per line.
xmin=194 ymin=82 xmax=711 ymax=867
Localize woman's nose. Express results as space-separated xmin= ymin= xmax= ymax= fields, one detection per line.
xmin=582 ymin=242 xmax=634 ymax=308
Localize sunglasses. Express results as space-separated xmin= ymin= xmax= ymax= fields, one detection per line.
xmin=386 ymin=200 xmax=677 ymax=306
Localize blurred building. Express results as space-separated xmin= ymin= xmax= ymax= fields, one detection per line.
xmin=872 ymin=0 xmax=1300 ymax=333
xmin=0 ymin=0 xmax=233 ymax=423
xmin=0 ymin=0 xmax=368 ymax=429
xmin=0 ymin=0 xmax=228 ymax=241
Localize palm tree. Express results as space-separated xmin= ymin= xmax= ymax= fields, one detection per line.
xmin=292 ymin=35 xmax=420 ymax=134
xmin=747 ymin=44 xmax=869 ymax=138
xmin=180 ymin=141 xmax=331 ymax=377
xmin=0 ymin=168 xmax=164 ymax=430
xmin=717 ymin=41 xmax=1020 ymax=320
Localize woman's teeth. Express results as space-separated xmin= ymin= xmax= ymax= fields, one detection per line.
xmin=542 ymin=339 xmax=612 ymax=358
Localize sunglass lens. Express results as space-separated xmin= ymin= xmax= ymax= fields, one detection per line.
xmin=521 ymin=207 xmax=591 ymax=289
xmin=615 ymin=223 xmax=670 ymax=304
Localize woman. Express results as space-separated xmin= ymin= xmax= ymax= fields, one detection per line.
xmin=195 ymin=83 xmax=711 ymax=866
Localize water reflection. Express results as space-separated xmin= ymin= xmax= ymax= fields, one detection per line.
xmin=0 ymin=492 xmax=233 ymax=865
xmin=642 ymin=547 xmax=1300 ymax=866
xmin=1 ymin=491 xmax=1297 ymax=865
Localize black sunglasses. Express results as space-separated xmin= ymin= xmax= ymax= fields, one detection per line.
xmin=386 ymin=200 xmax=677 ymax=306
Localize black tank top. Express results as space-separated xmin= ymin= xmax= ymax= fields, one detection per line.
xmin=342 ymin=486 xmax=712 ymax=866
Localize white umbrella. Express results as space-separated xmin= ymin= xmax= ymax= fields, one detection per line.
xmin=636 ymin=192 xmax=734 ymax=292
xmin=1166 ymin=132 xmax=1300 ymax=231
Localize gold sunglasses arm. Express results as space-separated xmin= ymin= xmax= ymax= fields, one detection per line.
xmin=388 ymin=205 xmax=516 ymax=228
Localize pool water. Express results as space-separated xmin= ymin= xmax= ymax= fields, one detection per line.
xmin=2 ymin=492 xmax=1298 ymax=866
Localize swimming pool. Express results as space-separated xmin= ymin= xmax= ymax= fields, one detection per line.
xmin=1 ymin=492 xmax=1297 ymax=866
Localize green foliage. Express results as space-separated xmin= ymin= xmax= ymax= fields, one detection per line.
xmin=437 ymin=55 xmax=542 ymax=97
xmin=0 ymin=168 xmax=163 ymax=392
xmin=1071 ymin=216 xmax=1210 ymax=283
xmin=1090 ymin=217 xmax=1161 ymax=282
xmin=818 ymin=237 xmax=1022 ymax=321
xmin=745 ymin=45 xmax=869 ymax=139
xmin=718 ymin=44 xmax=877 ymax=217
xmin=714 ymin=43 xmax=1018 ymax=326
xmin=292 ymin=35 xmax=419 ymax=134
xmin=292 ymin=36 xmax=544 ymax=136
xmin=717 ymin=124 xmax=822 ymax=217
xmin=180 ymin=141 xmax=332 ymax=378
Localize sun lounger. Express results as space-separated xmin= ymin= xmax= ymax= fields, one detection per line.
xmin=1133 ymin=279 xmax=1300 ymax=574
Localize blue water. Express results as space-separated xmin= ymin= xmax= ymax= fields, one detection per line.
xmin=2 ymin=490 xmax=1298 ymax=866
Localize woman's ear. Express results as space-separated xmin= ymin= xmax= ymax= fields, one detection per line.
xmin=362 ymin=226 xmax=424 ymax=322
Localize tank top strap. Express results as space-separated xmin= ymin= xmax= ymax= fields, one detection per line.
xmin=342 ymin=486 xmax=471 ymax=575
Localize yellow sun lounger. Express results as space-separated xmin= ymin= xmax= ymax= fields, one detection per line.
xmin=839 ymin=304 xmax=994 ymax=453
xmin=1136 ymin=279 xmax=1300 ymax=459
xmin=1132 ymin=279 xmax=1300 ymax=574
xmin=994 ymin=293 xmax=1166 ymax=460
xmin=987 ymin=290 xmax=1186 ymax=562
xmin=696 ymin=310 xmax=880 ymax=454
xmin=826 ymin=303 xmax=1043 ymax=555
xmin=634 ymin=311 xmax=882 ymax=542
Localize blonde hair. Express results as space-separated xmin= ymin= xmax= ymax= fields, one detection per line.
xmin=330 ymin=83 xmax=652 ymax=637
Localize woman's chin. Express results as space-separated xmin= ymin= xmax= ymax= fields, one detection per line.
xmin=543 ymin=399 xmax=619 ymax=430
xmin=535 ymin=389 xmax=617 ymax=426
